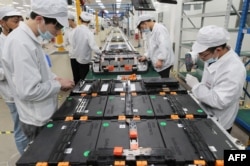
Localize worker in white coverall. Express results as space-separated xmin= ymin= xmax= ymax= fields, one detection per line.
xmin=71 ymin=12 xmax=102 ymax=83
xmin=2 ymin=0 xmax=75 ymax=143
xmin=136 ymin=14 xmax=175 ymax=78
xmin=63 ymin=12 xmax=77 ymax=82
xmin=185 ymin=25 xmax=246 ymax=133
xmin=0 ymin=6 xmax=29 ymax=154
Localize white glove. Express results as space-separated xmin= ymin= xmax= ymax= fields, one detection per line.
xmin=185 ymin=74 xmax=199 ymax=88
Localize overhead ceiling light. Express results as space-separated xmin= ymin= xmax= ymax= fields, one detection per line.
xmin=23 ymin=4 xmax=30 ymax=7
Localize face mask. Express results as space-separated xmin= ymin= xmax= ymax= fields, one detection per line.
xmin=205 ymin=57 xmax=218 ymax=65
xmin=142 ymin=28 xmax=150 ymax=33
xmin=37 ymin=20 xmax=55 ymax=40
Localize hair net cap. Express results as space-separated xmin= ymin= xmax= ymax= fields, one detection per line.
xmin=68 ymin=12 xmax=75 ymax=20
xmin=136 ymin=14 xmax=154 ymax=28
xmin=0 ymin=6 xmax=21 ymax=20
xmin=80 ymin=12 xmax=92 ymax=22
xmin=31 ymin=0 xmax=68 ymax=27
xmin=192 ymin=25 xmax=230 ymax=53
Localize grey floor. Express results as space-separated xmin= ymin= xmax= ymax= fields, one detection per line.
xmin=0 ymin=29 xmax=248 ymax=165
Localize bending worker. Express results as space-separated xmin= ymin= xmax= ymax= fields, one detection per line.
xmin=2 ymin=0 xmax=74 ymax=142
xmin=185 ymin=25 xmax=246 ymax=133
xmin=136 ymin=14 xmax=175 ymax=78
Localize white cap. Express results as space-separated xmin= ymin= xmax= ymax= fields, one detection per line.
xmin=136 ymin=14 xmax=154 ymax=28
xmin=68 ymin=12 xmax=75 ymax=20
xmin=192 ymin=25 xmax=230 ymax=53
xmin=31 ymin=0 xmax=68 ymax=27
xmin=0 ymin=6 xmax=21 ymax=20
xmin=80 ymin=12 xmax=92 ymax=22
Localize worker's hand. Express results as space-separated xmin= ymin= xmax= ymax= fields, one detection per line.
xmin=155 ymin=60 xmax=163 ymax=69
xmin=138 ymin=56 xmax=147 ymax=62
xmin=185 ymin=74 xmax=199 ymax=88
xmin=55 ymin=77 xmax=75 ymax=91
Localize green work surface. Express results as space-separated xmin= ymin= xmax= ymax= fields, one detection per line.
xmin=86 ymin=66 xmax=160 ymax=80
xmin=235 ymin=109 xmax=250 ymax=133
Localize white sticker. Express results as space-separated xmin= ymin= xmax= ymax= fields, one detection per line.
xmin=84 ymin=110 xmax=89 ymax=113
xmin=119 ymin=124 xmax=126 ymax=128
xmin=133 ymin=109 xmax=138 ymax=113
xmin=130 ymin=84 xmax=136 ymax=91
xmin=61 ymin=125 xmax=67 ymax=130
xmin=163 ymin=97 xmax=167 ymax=100
xmin=64 ymin=148 xmax=73 ymax=154
xmin=209 ymin=146 xmax=217 ymax=152
xmin=177 ymin=124 xmax=183 ymax=128
xmin=101 ymin=84 xmax=109 ymax=92
xmin=83 ymin=84 xmax=91 ymax=91
xmin=183 ymin=108 xmax=188 ymax=112
xmin=115 ymin=88 xmax=123 ymax=92
xmin=121 ymin=98 xmax=125 ymax=101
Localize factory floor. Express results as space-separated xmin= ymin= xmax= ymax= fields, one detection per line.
xmin=0 ymin=29 xmax=248 ymax=166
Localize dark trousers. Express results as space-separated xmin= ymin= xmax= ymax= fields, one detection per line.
xmin=158 ymin=65 xmax=173 ymax=78
xmin=20 ymin=122 xmax=44 ymax=143
xmin=71 ymin=59 xmax=89 ymax=84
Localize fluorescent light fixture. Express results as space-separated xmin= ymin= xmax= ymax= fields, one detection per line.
xmin=12 ymin=2 xmax=19 ymax=5
xmin=96 ymin=0 xmax=101 ymax=2
xmin=116 ymin=10 xmax=119 ymax=13
xmin=23 ymin=4 xmax=30 ymax=7
xmin=16 ymin=7 xmax=24 ymax=9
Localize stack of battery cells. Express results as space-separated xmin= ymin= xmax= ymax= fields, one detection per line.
xmin=17 ymin=77 xmax=238 ymax=165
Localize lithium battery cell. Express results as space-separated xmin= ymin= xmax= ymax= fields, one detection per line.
xmin=16 ymin=120 xmax=101 ymax=166
xmin=150 ymin=93 xmax=207 ymax=118
xmin=158 ymin=118 xmax=238 ymax=165
xmin=52 ymin=95 xmax=107 ymax=120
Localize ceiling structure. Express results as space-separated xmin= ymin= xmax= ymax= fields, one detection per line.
xmin=0 ymin=0 xmax=134 ymax=15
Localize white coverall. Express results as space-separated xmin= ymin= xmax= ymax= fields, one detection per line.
xmin=0 ymin=33 xmax=13 ymax=102
xmin=71 ymin=24 xmax=101 ymax=64
xmin=2 ymin=22 xmax=61 ymax=126
xmin=147 ymin=23 xmax=175 ymax=72
xmin=192 ymin=49 xmax=246 ymax=130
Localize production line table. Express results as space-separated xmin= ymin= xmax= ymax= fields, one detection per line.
xmin=16 ymin=65 xmax=246 ymax=166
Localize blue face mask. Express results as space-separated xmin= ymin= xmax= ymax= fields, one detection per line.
xmin=205 ymin=57 xmax=218 ymax=65
xmin=142 ymin=28 xmax=150 ymax=33
xmin=37 ymin=21 xmax=55 ymax=41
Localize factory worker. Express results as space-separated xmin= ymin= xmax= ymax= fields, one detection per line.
xmin=2 ymin=0 xmax=75 ymax=142
xmin=62 ymin=12 xmax=77 ymax=84
xmin=185 ymin=25 xmax=246 ymax=133
xmin=137 ymin=14 xmax=175 ymax=78
xmin=71 ymin=12 xmax=102 ymax=83
xmin=0 ymin=6 xmax=29 ymax=154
